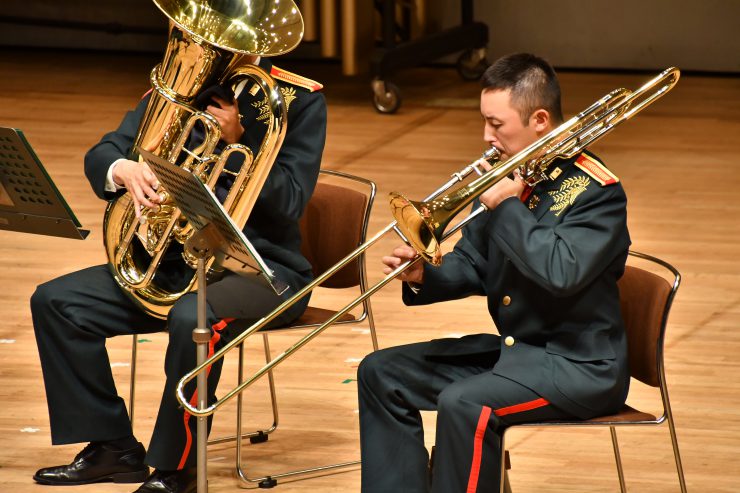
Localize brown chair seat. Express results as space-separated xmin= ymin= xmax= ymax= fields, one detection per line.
xmin=288 ymin=306 xmax=357 ymax=327
xmin=587 ymin=405 xmax=657 ymax=424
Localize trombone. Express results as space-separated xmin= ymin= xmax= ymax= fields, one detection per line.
xmin=176 ymin=66 xmax=680 ymax=417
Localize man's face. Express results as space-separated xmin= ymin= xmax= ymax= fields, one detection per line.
xmin=480 ymin=88 xmax=542 ymax=160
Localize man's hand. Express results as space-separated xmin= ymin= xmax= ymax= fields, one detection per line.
xmin=382 ymin=244 xmax=424 ymax=284
xmin=479 ymin=163 xmax=526 ymax=210
xmin=111 ymin=159 xmax=161 ymax=217
xmin=207 ymin=96 xmax=244 ymax=144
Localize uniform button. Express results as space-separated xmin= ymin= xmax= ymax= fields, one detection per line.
xmin=502 ymin=295 xmax=511 ymax=306
xmin=504 ymin=336 xmax=515 ymax=347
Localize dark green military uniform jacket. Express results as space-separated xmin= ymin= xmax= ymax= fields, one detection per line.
xmin=403 ymin=152 xmax=631 ymax=419
xmin=83 ymin=58 xmax=327 ymax=293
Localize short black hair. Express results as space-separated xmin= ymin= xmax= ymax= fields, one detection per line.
xmin=481 ymin=53 xmax=563 ymax=125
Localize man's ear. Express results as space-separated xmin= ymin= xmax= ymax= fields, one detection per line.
xmin=530 ymin=109 xmax=551 ymax=133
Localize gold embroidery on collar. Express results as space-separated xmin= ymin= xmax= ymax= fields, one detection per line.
xmin=251 ymin=87 xmax=298 ymax=125
xmin=251 ymin=98 xmax=271 ymax=123
xmin=548 ymin=176 xmax=590 ymax=216
xmin=280 ymin=86 xmax=297 ymax=111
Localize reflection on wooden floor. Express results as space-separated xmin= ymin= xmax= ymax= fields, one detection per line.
xmin=0 ymin=49 xmax=739 ymax=492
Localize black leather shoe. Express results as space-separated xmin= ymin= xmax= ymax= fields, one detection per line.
xmin=133 ymin=468 xmax=197 ymax=493
xmin=33 ymin=441 xmax=149 ymax=485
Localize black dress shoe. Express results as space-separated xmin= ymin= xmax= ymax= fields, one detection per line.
xmin=33 ymin=441 xmax=149 ymax=485
xmin=134 ymin=468 xmax=197 ymax=493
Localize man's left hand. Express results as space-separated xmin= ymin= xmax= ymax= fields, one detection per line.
xmin=479 ymin=172 xmax=526 ymax=210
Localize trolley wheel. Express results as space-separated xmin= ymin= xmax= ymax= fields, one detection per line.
xmin=372 ymin=80 xmax=402 ymax=114
xmin=250 ymin=431 xmax=269 ymax=444
xmin=258 ymin=476 xmax=277 ymax=488
xmin=456 ymin=48 xmax=489 ymax=81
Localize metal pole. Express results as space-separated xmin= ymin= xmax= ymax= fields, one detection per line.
xmin=194 ymin=255 xmax=211 ymax=493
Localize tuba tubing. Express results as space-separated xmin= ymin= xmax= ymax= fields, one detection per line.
xmin=176 ymin=67 xmax=680 ymax=417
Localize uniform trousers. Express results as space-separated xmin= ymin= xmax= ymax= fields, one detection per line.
xmin=358 ymin=340 xmax=576 ymax=493
xmin=31 ymin=264 xmax=303 ymax=470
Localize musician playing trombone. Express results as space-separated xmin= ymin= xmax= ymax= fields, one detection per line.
xmin=359 ymin=53 xmax=631 ymax=493
xmin=29 ymin=56 xmax=326 ymax=493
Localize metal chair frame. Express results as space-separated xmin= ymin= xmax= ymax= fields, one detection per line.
xmin=500 ymin=250 xmax=687 ymax=493
xmin=128 ymin=169 xmax=379 ymax=487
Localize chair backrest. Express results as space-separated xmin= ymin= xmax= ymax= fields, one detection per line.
xmin=299 ymin=179 xmax=370 ymax=289
xmin=617 ymin=254 xmax=679 ymax=388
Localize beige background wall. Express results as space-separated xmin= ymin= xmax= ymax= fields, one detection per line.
xmin=1 ymin=0 xmax=738 ymax=73
xmin=428 ymin=0 xmax=739 ymax=72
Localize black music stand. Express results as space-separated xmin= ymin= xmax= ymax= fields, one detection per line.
xmin=139 ymin=148 xmax=285 ymax=493
xmin=0 ymin=127 xmax=88 ymax=239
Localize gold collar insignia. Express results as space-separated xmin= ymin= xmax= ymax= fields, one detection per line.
xmin=280 ymin=86 xmax=297 ymax=111
xmin=251 ymin=87 xmax=298 ymax=125
xmin=548 ymin=176 xmax=590 ymax=216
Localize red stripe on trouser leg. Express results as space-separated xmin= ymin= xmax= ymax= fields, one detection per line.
xmin=493 ymin=397 xmax=549 ymax=417
xmin=466 ymin=405 xmax=492 ymax=493
xmin=177 ymin=318 xmax=235 ymax=470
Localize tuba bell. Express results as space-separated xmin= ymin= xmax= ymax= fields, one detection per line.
xmin=103 ymin=0 xmax=304 ymax=318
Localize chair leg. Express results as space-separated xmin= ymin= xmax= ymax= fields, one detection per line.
xmin=364 ymin=298 xmax=380 ymax=351
xmin=610 ymin=426 xmax=627 ymax=493
xmin=666 ymin=410 xmax=689 ymax=492
xmin=207 ymin=342 xmax=278 ymax=446
xmin=233 ymin=330 xmax=364 ymax=487
xmin=129 ymin=335 xmax=137 ymax=428
xmin=503 ymin=470 xmax=513 ymax=493
xmin=499 ymin=433 xmax=509 ymax=493
xmin=262 ymin=333 xmax=281 ymax=436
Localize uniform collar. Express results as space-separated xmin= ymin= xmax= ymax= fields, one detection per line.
xmin=258 ymin=57 xmax=273 ymax=72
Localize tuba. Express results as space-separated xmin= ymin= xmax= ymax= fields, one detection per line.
xmin=103 ymin=0 xmax=304 ymax=318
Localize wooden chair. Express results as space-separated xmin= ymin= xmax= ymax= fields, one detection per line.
xmin=128 ymin=170 xmax=379 ymax=487
xmin=501 ymin=250 xmax=688 ymax=492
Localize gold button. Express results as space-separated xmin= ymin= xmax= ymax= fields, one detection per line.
xmin=504 ymin=336 xmax=515 ymax=347
xmin=502 ymin=295 xmax=511 ymax=306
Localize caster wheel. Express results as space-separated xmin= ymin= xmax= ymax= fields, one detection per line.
xmin=456 ymin=48 xmax=489 ymax=81
xmin=372 ymin=80 xmax=402 ymax=114
xmin=250 ymin=432 xmax=269 ymax=444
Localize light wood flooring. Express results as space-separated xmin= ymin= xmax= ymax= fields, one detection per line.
xmin=0 ymin=49 xmax=739 ymax=492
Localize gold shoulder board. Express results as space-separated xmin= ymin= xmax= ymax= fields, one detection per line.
xmin=270 ymin=65 xmax=323 ymax=92
xmin=574 ymin=152 xmax=619 ymax=186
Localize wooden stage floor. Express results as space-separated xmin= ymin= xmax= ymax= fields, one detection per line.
xmin=0 ymin=49 xmax=739 ymax=492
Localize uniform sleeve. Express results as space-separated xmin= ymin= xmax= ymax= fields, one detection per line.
xmin=487 ymin=184 xmax=630 ymax=297
xmin=84 ymin=95 xmax=150 ymax=200
xmin=254 ymin=91 xmax=327 ymax=221
xmin=403 ymin=207 xmax=489 ymax=306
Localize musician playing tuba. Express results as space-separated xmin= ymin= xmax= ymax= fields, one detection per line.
xmin=30 ymin=7 xmax=326 ymax=493
xmin=359 ymin=53 xmax=631 ymax=493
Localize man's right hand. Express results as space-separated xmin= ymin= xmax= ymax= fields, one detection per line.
xmin=111 ymin=159 xmax=162 ymax=216
xmin=382 ymin=244 xmax=424 ymax=284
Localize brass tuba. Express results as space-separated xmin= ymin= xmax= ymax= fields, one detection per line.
xmin=103 ymin=0 xmax=304 ymax=318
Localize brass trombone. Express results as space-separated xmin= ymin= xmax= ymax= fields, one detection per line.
xmin=176 ymin=66 xmax=680 ymax=416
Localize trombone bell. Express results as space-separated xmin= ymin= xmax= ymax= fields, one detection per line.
xmin=390 ymin=146 xmax=502 ymax=265
xmin=389 ymin=193 xmax=445 ymax=266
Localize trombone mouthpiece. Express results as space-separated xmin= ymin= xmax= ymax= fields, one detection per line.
xmin=482 ymin=147 xmax=501 ymax=164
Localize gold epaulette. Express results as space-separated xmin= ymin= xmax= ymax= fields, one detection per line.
xmin=270 ymin=65 xmax=323 ymax=92
xmin=574 ymin=152 xmax=619 ymax=186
